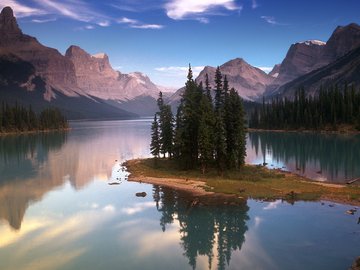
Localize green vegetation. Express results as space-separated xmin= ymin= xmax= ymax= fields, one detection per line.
xmin=151 ymin=65 xmax=246 ymax=174
xmin=0 ymin=102 xmax=68 ymax=133
xmin=249 ymin=85 xmax=360 ymax=131
xmin=126 ymin=158 xmax=360 ymax=205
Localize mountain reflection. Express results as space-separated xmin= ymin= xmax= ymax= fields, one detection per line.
xmin=153 ymin=186 xmax=249 ymax=270
xmin=0 ymin=120 xmax=152 ymax=231
xmin=247 ymin=132 xmax=360 ymax=182
xmin=0 ymin=132 xmax=68 ymax=230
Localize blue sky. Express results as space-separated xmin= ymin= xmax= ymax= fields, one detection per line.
xmin=2 ymin=0 xmax=360 ymax=88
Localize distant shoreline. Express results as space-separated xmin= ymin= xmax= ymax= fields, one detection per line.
xmin=247 ymin=127 xmax=360 ymax=135
xmin=0 ymin=128 xmax=71 ymax=137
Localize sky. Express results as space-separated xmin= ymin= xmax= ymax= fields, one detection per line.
xmin=1 ymin=0 xmax=360 ymax=88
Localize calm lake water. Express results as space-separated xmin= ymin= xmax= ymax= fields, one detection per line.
xmin=0 ymin=119 xmax=359 ymax=270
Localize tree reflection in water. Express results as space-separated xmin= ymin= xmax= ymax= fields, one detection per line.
xmin=153 ymin=185 xmax=249 ymax=270
xmin=248 ymin=132 xmax=360 ymax=182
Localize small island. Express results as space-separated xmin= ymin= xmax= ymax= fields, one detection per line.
xmin=126 ymin=67 xmax=360 ymax=206
xmin=125 ymin=158 xmax=360 ymax=206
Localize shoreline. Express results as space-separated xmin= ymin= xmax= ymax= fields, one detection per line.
xmin=125 ymin=159 xmax=360 ymax=206
xmin=247 ymin=127 xmax=360 ymax=135
xmin=0 ymin=127 xmax=71 ymax=137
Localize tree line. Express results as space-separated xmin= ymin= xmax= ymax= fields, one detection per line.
xmin=0 ymin=102 xmax=69 ymax=133
xmin=249 ymin=85 xmax=360 ymax=130
xmin=150 ymin=65 xmax=247 ymax=174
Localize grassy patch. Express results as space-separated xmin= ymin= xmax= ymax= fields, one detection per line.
xmin=125 ymin=158 xmax=360 ymax=205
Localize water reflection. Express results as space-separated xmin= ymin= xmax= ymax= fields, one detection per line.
xmin=0 ymin=132 xmax=67 ymax=182
xmin=0 ymin=132 xmax=68 ymax=230
xmin=0 ymin=120 xmax=151 ymax=231
xmin=153 ymin=186 xmax=249 ymax=270
xmin=246 ymin=132 xmax=360 ymax=182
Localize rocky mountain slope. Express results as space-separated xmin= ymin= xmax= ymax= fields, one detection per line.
xmin=0 ymin=6 xmax=83 ymax=100
xmin=169 ymin=58 xmax=275 ymax=107
xmin=267 ymin=23 xmax=360 ymax=95
xmin=65 ymin=45 xmax=160 ymax=101
xmin=0 ymin=6 xmax=163 ymax=118
xmin=196 ymin=58 xmax=274 ymax=100
xmin=273 ymin=45 xmax=360 ymax=99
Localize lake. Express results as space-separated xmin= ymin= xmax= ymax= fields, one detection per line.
xmin=0 ymin=119 xmax=359 ymax=270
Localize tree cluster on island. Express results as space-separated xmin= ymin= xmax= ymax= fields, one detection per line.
xmin=0 ymin=103 xmax=69 ymax=133
xmin=150 ymin=65 xmax=247 ymax=174
xmin=249 ymin=85 xmax=360 ymax=131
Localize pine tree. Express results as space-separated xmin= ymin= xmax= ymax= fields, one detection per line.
xmin=231 ymin=88 xmax=247 ymax=168
xmin=174 ymin=64 xmax=202 ymax=168
xmin=205 ymin=73 xmax=212 ymax=102
xmin=150 ymin=114 xmax=161 ymax=159
xmin=155 ymin=91 xmax=174 ymax=158
xmin=214 ymin=66 xmax=223 ymax=111
xmin=160 ymin=104 xmax=174 ymax=157
xmin=213 ymin=68 xmax=227 ymax=173
xmin=198 ymin=87 xmax=215 ymax=174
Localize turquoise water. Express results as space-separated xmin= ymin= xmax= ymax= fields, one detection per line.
xmin=246 ymin=131 xmax=360 ymax=183
xmin=0 ymin=120 xmax=359 ymax=269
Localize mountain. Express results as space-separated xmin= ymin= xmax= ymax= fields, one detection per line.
xmin=65 ymin=45 xmax=160 ymax=101
xmin=271 ymin=40 xmax=326 ymax=86
xmin=169 ymin=58 xmax=274 ymax=107
xmin=0 ymin=55 xmax=137 ymax=119
xmin=0 ymin=7 xmax=83 ymax=99
xmin=196 ymin=58 xmax=274 ymax=100
xmin=271 ymin=45 xmax=360 ymax=99
xmin=267 ymin=23 xmax=360 ymax=96
xmin=0 ymin=6 xmax=162 ymax=118
xmin=269 ymin=64 xmax=281 ymax=78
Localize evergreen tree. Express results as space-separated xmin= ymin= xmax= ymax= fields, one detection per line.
xmin=174 ymin=64 xmax=202 ymax=168
xmin=249 ymin=85 xmax=360 ymax=131
xmin=152 ymin=64 xmax=249 ymax=174
xmin=213 ymin=68 xmax=227 ymax=173
xmin=214 ymin=66 xmax=223 ymax=111
xmin=160 ymin=104 xmax=174 ymax=157
xmin=155 ymin=92 xmax=174 ymax=158
xmin=205 ymin=73 xmax=212 ymax=102
xmin=0 ymin=103 xmax=68 ymax=133
xmin=150 ymin=114 xmax=161 ymax=159
xmin=198 ymin=86 xmax=215 ymax=174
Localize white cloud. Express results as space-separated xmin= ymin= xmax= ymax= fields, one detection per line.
xmin=256 ymin=66 xmax=273 ymax=73
xmin=251 ymin=0 xmax=259 ymax=9
xmin=117 ymin=16 xmax=164 ymax=29
xmin=102 ymin=204 xmax=116 ymax=213
xmin=155 ymin=66 xmax=205 ymax=77
xmin=131 ymin=24 xmax=163 ymax=29
xmin=91 ymin=203 xmax=99 ymax=209
xmin=32 ymin=18 xmax=56 ymax=23
xmin=85 ymin=25 xmax=94 ymax=30
xmin=197 ymin=17 xmax=209 ymax=24
xmin=254 ymin=216 xmax=263 ymax=228
xmin=121 ymin=202 xmax=156 ymax=215
xmin=98 ymin=20 xmax=110 ymax=27
xmin=0 ymin=0 xmax=45 ymax=17
xmin=263 ymin=200 xmax=282 ymax=210
xmin=34 ymin=0 xmax=91 ymax=22
xmin=32 ymin=0 xmax=111 ymax=27
xmin=261 ymin=15 xmax=277 ymax=25
xmin=165 ymin=0 xmax=240 ymax=21
xmin=117 ymin=17 xmax=138 ymax=24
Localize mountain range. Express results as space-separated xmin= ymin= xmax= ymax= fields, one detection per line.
xmin=1 ymin=5 xmax=360 ymax=119
xmin=0 ymin=6 xmax=168 ymax=119
xmin=171 ymin=23 xmax=360 ymax=106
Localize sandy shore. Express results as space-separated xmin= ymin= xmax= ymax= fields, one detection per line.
xmin=128 ymin=175 xmax=214 ymax=196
